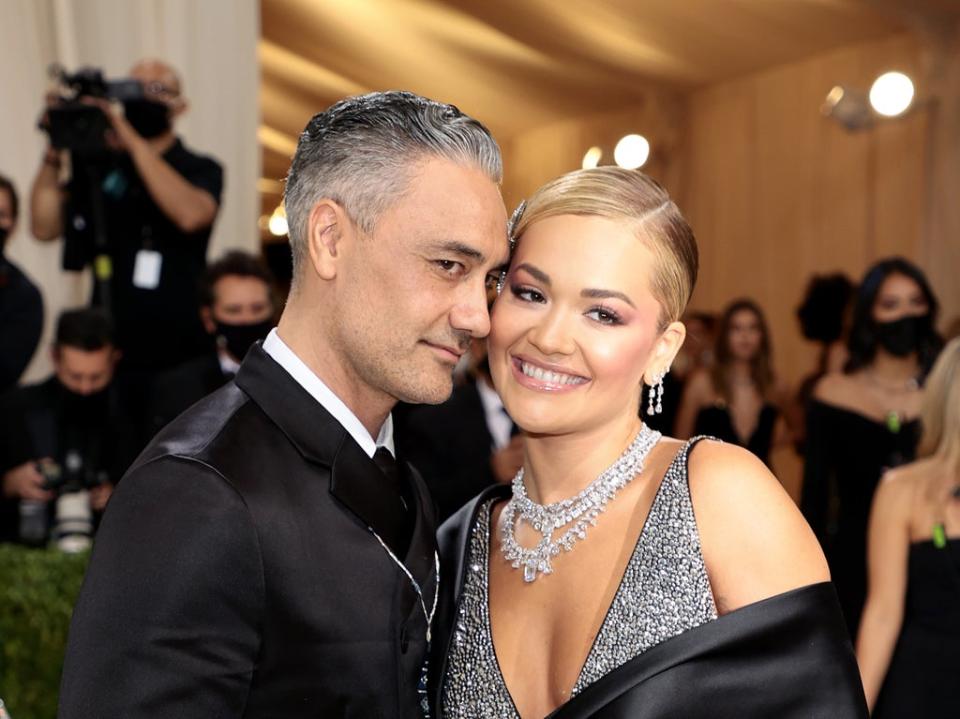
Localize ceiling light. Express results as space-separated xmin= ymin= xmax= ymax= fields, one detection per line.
xmin=268 ymin=206 xmax=288 ymax=236
xmin=614 ymin=134 xmax=650 ymax=170
xmin=869 ymin=72 xmax=914 ymax=117
xmin=582 ymin=146 xmax=603 ymax=170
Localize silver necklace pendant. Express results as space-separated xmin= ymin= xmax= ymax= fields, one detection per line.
xmin=501 ymin=425 xmax=662 ymax=582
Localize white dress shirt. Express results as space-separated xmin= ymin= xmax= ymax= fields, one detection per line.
xmin=262 ymin=329 xmax=394 ymax=459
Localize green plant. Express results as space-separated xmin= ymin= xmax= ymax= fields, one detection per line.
xmin=0 ymin=545 xmax=89 ymax=719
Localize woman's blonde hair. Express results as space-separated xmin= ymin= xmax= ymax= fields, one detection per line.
xmin=512 ymin=167 xmax=698 ymax=331
xmin=918 ymin=336 xmax=960 ymax=473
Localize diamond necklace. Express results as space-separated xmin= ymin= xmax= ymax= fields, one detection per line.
xmin=500 ymin=424 xmax=662 ymax=583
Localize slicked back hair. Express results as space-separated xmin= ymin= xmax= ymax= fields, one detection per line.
xmin=283 ymin=91 xmax=502 ymax=283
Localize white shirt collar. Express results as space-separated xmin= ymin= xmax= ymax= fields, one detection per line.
xmin=261 ymin=329 xmax=394 ymax=458
xmin=217 ymin=349 xmax=241 ymax=377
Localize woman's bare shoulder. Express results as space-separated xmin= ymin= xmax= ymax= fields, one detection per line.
xmin=686 ymin=440 xmax=830 ymax=613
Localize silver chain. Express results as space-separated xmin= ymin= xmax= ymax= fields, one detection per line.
xmin=501 ymin=425 xmax=661 ymax=583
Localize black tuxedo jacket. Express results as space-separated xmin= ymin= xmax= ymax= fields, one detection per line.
xmin=59 ymin=345 xmax=438 ymax=718
xmin=432 ymin=486 xmax=868 ymax=718
xmin=396 ymin=379 xmax=497 ymax=522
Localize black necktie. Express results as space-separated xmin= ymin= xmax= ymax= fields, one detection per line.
xmin=373 ymin=447 xmax=413 ymax=548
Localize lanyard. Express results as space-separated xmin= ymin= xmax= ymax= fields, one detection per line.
xmin=369 ymin=529 xmax=440 ymax=718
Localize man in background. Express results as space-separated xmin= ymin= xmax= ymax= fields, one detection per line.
xmin=147 ymin=250 xmax=276 ymax=435
xmin=0 ymin=174 xmax=43 ymax=392
xmin=0 ymin=308 xmax=137 ymax=547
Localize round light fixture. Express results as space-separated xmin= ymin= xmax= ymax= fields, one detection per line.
xmin=869 ymin=72 xmax=914 ymax=117
xmin=582 ymin=146 xmax=603 ymax=169
xmin=614 ymin=134 xmax=650 ymax=170
xmin=268 ymin=206 xmax=288 ymax=236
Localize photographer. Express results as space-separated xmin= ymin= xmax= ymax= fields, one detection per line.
xmin=147 ymin=250 xmax=276 ymax=437
xmin=0 ymin=308 xmax=138 ymax=548
xmin=0 ymin=174 xmax=44 ymax=392
xmin=30 ymin=59 xmax=223 ymax=376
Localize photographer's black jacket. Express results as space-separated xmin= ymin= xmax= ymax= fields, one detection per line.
xmin=0 ymin=376 xmax=139 ymax=543
xmin=59 ymin=344 xmax=438 ymax=718
xmin=0 ymin=255 xmax=43 ymax=393
xmin=64 ymin=138 xmax=222 ymax=371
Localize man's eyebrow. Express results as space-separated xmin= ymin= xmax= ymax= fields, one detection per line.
xmin=515 ymin=263 xmax=550 ymax=285
xmin=430 ymin=241 xmax=486 ymax=262
xmin=581 ymin=288 xmax=636 ymax=308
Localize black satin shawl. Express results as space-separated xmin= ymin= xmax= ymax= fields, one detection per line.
xmin=433 ymin=485 xmax=868 ymax=718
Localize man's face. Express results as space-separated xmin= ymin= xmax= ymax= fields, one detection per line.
xmin=54 ymin=346 xmax=118 ymax=395
xmin=328 ymin=157 xmax=508 ymax=405
xmin=202 ymin=275 xmax=274 ymax=332
xmin=128 ymin=60 xmax=184 ymax=115
xmin=0 ymin=188 xmax=15 ymax=235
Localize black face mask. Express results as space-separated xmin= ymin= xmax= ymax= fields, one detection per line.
xmin=875 ymin=314 xmax=931 ymax=357
xmin=123 ymin=99 xmax=172 ymax=138
xmin=56 ymin=381 xmax=110 ymax=422
xmin=216 ymin=319 xmax=272 ymax=362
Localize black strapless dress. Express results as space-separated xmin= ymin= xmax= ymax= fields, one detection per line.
xmin=800 ymin=400 xmax=920 ymax=636
xmin=874 ymin=539 xmax=960 ymax=717
xmin=693 ymin=403 xmax=778 ymax=466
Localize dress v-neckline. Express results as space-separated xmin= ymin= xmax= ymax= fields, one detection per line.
xmin=483 ymin=440 xmax=691 ymax=716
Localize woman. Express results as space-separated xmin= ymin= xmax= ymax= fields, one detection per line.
xmin=675 ymin=299 xmax=788 ymax=465
xmin=432 ymin=167 xmax=865 ymax=718
xmin=857 ymin=337 xmax=960 ymax=716
xmin=801 ymin=258 xmax=943 ymax=637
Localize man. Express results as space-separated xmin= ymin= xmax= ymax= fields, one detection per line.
xmin=398 ymin=327 xmax=523 ymax=522
xmin=59 ymin=91 xmax=508 ymax=717
xmin=0 ymin=308 xmax=135 ymax=546
xmin=147 ymin=250 xmax=276 ymax=436
xmin=0 ymin=174 xmax=43 ymax=392
xmin=30 ymin=59 xmax=223 ymax=373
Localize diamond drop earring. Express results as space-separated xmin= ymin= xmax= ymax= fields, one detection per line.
xmin=647 ymin=369 xmax=668 ymax=415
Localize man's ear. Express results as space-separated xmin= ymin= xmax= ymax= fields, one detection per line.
xmin=307 ymin=200 xmax=352 ymax=281
xmin=200 ymin=306 xmax=215 ymax=334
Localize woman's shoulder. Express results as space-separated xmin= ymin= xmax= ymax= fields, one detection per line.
xmin=684 ymin=440 xmax=830 ymax=613
xmin=812 ymin=370 xmax=858 ymax=403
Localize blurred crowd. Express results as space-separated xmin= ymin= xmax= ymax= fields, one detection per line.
xmin=2 ymin=58 xmax=959 ymax=716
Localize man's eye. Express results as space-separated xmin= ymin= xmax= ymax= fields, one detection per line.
xmin=435 ymin=260 xmax=465 ymax=276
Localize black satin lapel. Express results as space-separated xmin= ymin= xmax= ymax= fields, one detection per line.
xmin=548 ymin=582 xmax=863 ymax=718
xmin=329 ymin=437 xmax=408 ymax=557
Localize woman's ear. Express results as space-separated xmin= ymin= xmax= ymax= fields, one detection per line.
xmin=643 ymin=320 xmax=687 ymax=384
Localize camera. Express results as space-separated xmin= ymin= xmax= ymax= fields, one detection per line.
xmin=41 ymin=65 xmax=144 ymax=154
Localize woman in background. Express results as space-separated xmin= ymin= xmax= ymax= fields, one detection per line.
xmin=857 ymin=337 xmax=960 ymax=716
xmin=676 ymin=299 xmax=788 ymax=466
xmin=801 ymin=257 xmax=943 ymax=637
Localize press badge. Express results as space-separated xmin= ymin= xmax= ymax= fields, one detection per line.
xmin=132 ymin=249 xmax=162 ymax=289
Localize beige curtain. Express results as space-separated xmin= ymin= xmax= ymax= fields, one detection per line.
xmin=0 ymin=0 xmax=260 ymax=382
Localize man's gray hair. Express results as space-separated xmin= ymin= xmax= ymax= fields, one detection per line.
xmin=284 ymin=91 xmax=503 ymax=275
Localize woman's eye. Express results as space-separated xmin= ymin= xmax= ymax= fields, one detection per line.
xmin=510 ymin=284 xmax=545 ymax=303
xmin=586 ymin=307 xmax=621 ymax=325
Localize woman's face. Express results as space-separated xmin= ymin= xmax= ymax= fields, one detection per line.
xmin=872 ymin=272 xmax=929 ymax=323
xmin=488 ymin=214 xmax=674 ymax=436
xmin=726 ymin=308 xmax=763 ymax=362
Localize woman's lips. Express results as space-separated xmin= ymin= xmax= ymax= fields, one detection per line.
xmin=510 ymin=356 xmax=589 ymax=393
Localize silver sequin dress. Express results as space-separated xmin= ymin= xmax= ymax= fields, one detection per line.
xmin=440 ymin=438 xmax=718 ymax=718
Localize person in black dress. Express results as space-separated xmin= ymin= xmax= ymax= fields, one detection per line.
xmin=856 ymin=336 xmax=960 ymax=716
xmin=676 ymin=298 xmax=787 ymax=466
xmin=802 ymin=257 xmax=943 ymax=637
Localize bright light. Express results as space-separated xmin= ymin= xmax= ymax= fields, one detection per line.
xmin=268 ymin=206 xmax=288 ymax=236
xmin=614 ymin=134 xmax=650 ymax=169
xmin=869 ymin=72 xmax=914 ymax=117
xmin=582 ymin=146 xmax=603 ymax=169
